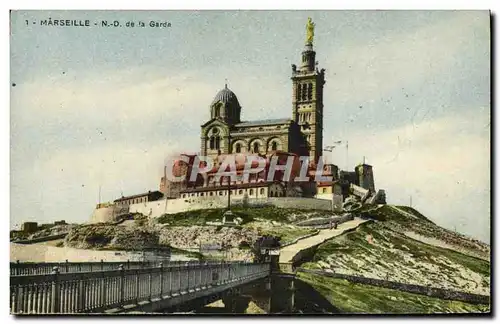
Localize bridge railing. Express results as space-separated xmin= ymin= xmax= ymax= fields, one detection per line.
xmin=10 ymin=260 xmax=223 ymax=276
xmin=10 ymin=261 xmax=270 ymax=314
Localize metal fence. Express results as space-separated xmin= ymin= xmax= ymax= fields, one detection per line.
xmin=10 ymin=261 xmax=270 ymax=314
xmin=10 ymin=260 xmax=224 ymax=276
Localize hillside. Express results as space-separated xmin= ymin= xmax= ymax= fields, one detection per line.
xmin=62 ymin=208 xmax=323 ymax=260
xmin=297 ymin=272 xmax=490 ymax=314
xmin=299 ymin=205 xmax=489 ymax=296
xmin=57 ymin=204 xmax=489 ymax=313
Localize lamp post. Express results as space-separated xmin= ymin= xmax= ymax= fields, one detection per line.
xmin=227 ymin=176 xmax=231 ymax=211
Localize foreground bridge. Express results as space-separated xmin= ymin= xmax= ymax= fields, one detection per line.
xmin=10 ymin=261 xmax=270 ymax=314
xmin=10 ymin=260 xmax=223 ymax=276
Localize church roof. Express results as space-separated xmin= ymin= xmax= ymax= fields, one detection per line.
xmin=235 ymin=118 xmax=291 ymax=127
xmin=211 ymin=84 xmax=240 ymax=106
xmin=114 ymin=191 xmax=163 ymax=202
xmin=180 ymin=181 xmax=275 ymax=194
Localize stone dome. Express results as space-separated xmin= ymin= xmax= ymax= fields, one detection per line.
xmin=211 ymin=84 xmax=240 ymax=107
xmin=210 ymin=84 xmax=241 ymax=124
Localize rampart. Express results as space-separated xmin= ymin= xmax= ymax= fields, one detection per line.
xmin=127 ymin=196 xmax=333 ymax=218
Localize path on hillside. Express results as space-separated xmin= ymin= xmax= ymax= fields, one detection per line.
xmin=388 ymin=205 xmax=419 ymax=219
xmin=279 ymin=218 xmax=370 ymax=263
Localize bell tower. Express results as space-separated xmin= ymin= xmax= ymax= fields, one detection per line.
xmin=291 ymin=18 xmax=326 ymax=164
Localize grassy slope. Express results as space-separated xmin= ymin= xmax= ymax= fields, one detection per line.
xmin=157 ymin=206 xmax=336 ymax=225
xmin=298 ymin=272 xmax=490 ymax=314
xmin=302 ymin=205 xmax=490 ymax=296
xmin=156 ymin=207 xmax=320 ymax=243
xmin=309 ymin=222 xmax=489 ymax=276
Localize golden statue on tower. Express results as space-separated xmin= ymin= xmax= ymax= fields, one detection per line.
xmin=306 ymin=17 xmax=315 ymax=45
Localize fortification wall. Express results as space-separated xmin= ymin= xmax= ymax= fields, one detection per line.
xmin=89 ymin=205 xmax=130 ymax=224
xmin=265 ymin=197 xmax=331 ymax=210
xmin=332 ymin=194 xmax=343 ymax=211
xmin=89 ymin=206 xmax=115 ymax=223
xmin=315 ymin=193 xmax=333 ymax=200
xmin=129 ymin=199 xmax=168 ymax=217
xmin=128 ymin=196 xmax=333 ymax=218
xmin=351 ymin=184 xmax=369 ymax=198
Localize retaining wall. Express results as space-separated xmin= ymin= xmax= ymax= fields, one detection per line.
xmin=129 ymin=196 xmax=333 ymax=218
xmin=14 ymin=233 xmax=68 ymax=245
xmin=298 ymin=268 xmax=490 ymax=305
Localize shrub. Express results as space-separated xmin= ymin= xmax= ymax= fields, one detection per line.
xmin=238 ymin=241 xmax=250 ymax=249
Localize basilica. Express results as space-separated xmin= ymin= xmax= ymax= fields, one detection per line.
xmin=157 ymin=20 xmax=328 ymax=200
xmin=200 ymin=35 xmax=325 ymax=163
xmin=158 ymin=20 xmax=376 ymax=203
xmin=93 ymin=19 xmax=384 ymax=221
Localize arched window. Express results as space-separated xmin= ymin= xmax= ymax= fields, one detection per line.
xmin=215 ymin=106 xmax=220 ymax=118
xmin=209 ymin=128 xmax=220 ymax=150
xmin=253 ymin=142 xmax=259 ymax=153
xmin=271 ymin=141 xmax=278 ymax=151
xmin=260 ymin=188 xmax=265 ymax=195
xmin=301 ymin=84 xmax=307 ymax=101
xmin=307 ymin=83 xmax=313 ymax=101
xmin=215 ymin=136 xmax=220 ymax=150
xmin=238 ymin=189 xmax=243 ymax=195
xmin=249 ymin=189 xmax=254 ymax=195
xmin=235 ymin=143 xmax=241 ymax=153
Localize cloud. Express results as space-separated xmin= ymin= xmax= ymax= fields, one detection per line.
xmin=328 ymin=107 xmax=490 ymax=242
xmin=10 ymin=65 xmax=290 ymax=225
xmin=11 ymin=68 xmax=214 ymax=125
xmin=11 ymin=139 xmax=192 ymax=225
xmin=324 ymin=11 xmax=489 ymax=105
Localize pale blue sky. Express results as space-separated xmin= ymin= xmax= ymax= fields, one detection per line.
xmin=10 ymin=10 xmax=490 ymax=242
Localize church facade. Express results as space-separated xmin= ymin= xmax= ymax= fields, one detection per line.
xmin=200 ymin=29 xmax=326 ymax=164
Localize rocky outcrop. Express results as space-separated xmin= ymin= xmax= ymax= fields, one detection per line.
xmin=63 ymin=216 xmax=261 ymax=255
xmin=158 ymin=225 xmax=260 ymax=249
xmin=64 ymin=224 xmax=160 ymax=251
xmin=29 ymin=224 xmax=76 ymax=239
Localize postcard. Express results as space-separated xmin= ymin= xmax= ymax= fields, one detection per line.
xmin=9 ymin=10 xmax=491 ymax=315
